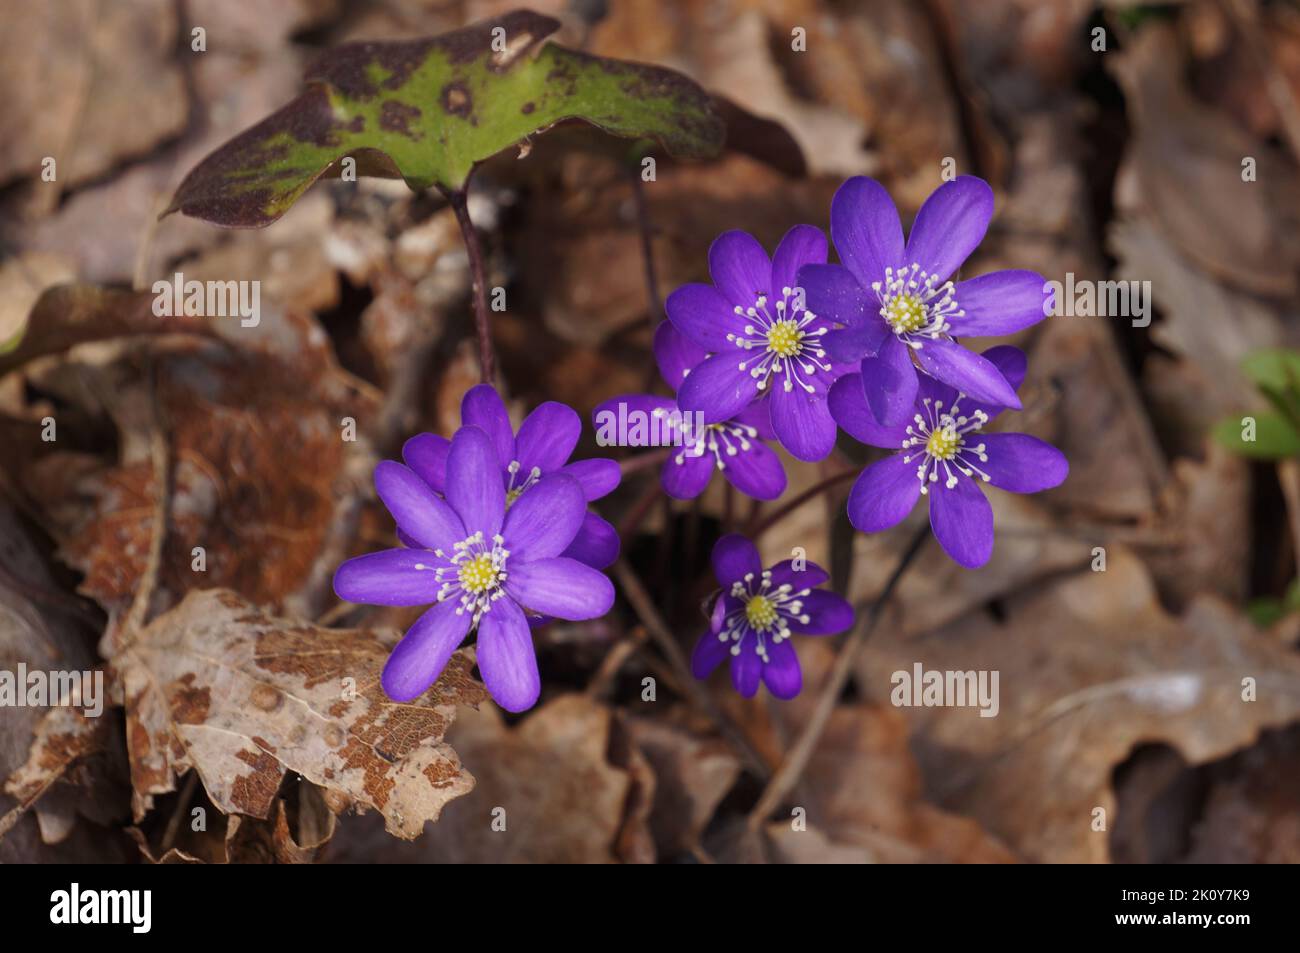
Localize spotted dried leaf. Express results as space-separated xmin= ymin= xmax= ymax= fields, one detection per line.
xmin=114 ymin=588 xmax=488 ymax=839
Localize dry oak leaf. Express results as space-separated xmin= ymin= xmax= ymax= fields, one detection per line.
xmin=854 ymin=548 xmax=1300 ymax=863
xmin=113 ymin=588 xmax=487 ymax=839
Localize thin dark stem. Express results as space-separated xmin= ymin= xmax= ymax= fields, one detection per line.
xmin=747 ymin=468 xmax=858 ymax=539
xmin=613 ymin=558 xmax=770 ymax=779
xmin=619 ymin=448 xmax=670 ymax=476
xmin=617 ymin=480 xmax=663 ymax=540
xmin=630 ymin=169 xmax=662 ymax=321
xmin=448 ymin=189 xmax=495 ymax=384
xmin=746 ymin=524 xmax=929 ymax=829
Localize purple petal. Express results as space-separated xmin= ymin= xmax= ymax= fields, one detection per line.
xmin=831 ymin=177 xmax=904 ymax=290
xmin=593 ymin=394 xmax=677 ymax=448
xmin=515 ymin=401 xmax=580 ymax=473
xmin=561 ymin=511 xmax=620 ymax=569
xmin=720 ymin=437 xmax=786 ymax=500
xmin=709 ymin=230 xmax=771 ymax=309
xmin=677 ymin=351 xmax=761 ymax=423
xmin=761 ymin=639 xmax=802 ymax=699
xmin=661 ymin=447 xmax=714 ymax=499
xmin=665 ymin=284 xmax=747 ymax=353
xmin=559 ymin=458 xmax=620 ymax=501
xmin=950 ymin=269 xmax=1051 ymax=336
xmin=733 ymin=399 xmax=776 ymax=440
xmin=928 ymin=476 xmax=994 ymax=568
xmin=333 ymin=549 xmax=445 ymax=606
xmin=798 ymin=263 xmax=869 ymax=328
xmin=654 ymin=320 xmax=707 ymax=389
xmin=476 ymin=597 xmax=540 ymax=713
xmin=402 ymin=433 xmax=449 ymax=493
xmin=825 ymin=322 xmax=888 ymax=363
xmin=768 ymin=559 xmax=829 ymax=589
xmin=847 ymin=454 xmax=922 ymax=533
xmin=691 ymin=631 xmax=730 ymax=679
xmin=502 ymin=473 xmax=586 ymax=561
xmin=770 ymin=224 xmax=827 ymax=297
xmin=770 ymin=382 xmax=837 ymax=462
xmin=505 ymin=557 xmax=615 ymax=620
xmin=979 ymin=433 xmax=1068 ymax=493
xmin=913 ymin=338 xmax=1021 ymax=410
xmin=861 ymin=334 xmax=918 ymax=426
xmin=446 ymin=425 xmax=505 ymax=536
xmin=373 ymin=460 xmax=465 ymax=553
xmin=729 ymin=632 xmax=761 ymax=698
xmin=980 ymin=345 xmax=1028 ymax=394
xmin=460 ymin=384 xmax=516 ymax=470
xmin=936 ymin=345 xmax=1028 ymax=424
xmin=712 ymin=533 xmax=761 ymax=587
xmin=786 ymin=590 xmax=854 ymax=635
xmin=828 ymin=374 xmax=908 ymax=448
xmin=904 ymin=176 xmax=993 ymax=281
xmin=381 ymin=600 xmax=473 ymax=701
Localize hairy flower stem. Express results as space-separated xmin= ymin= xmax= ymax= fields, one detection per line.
xmin=746 ymin=524 xmax=929 ymax=829
xmin=629 ymin=167 xmax=663 ymax=391
xmin=448 ymin=189 xmax=496 ymax=384
xmin=630 ymin=169 xmax=662 ymax=319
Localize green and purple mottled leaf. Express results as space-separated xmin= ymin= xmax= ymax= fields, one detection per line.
xmin=164 ymin=10 xmax=724 ymax=228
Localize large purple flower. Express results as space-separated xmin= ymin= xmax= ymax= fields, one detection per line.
xmin=691 ymin=534 xmax=854 ymax=700
xmin=334 ymin=425 xmax=615 ymax=711
xmin=799 ymin=176 xmax=1051 ymax=427
xmin=594 ymin=322 xmax=786 ymax=501
xmin=667 ymin=225 xmax=841 ymax=463
xmin=401 ymin=384 xmax=620 ymax=569
xmin=828 ymin=345 xmax=1067 ymax=569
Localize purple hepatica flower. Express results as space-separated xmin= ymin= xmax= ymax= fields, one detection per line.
xmin=334 ymin=425 xmax=615 ymax=711
xmin=667 ymin=226 xmax=842 ymax=463
xmin=691 ymin=534 xmax=854 ymax=700
xmin=798 ymin=176 xmax=1051 ymax=427
xmin=593 ymin=322 xmax=786 ymax=501
xmin=400 ymin=384 xmax=620 ymax=570
xmin=827 ymin=345 xmax=1067 ymax=569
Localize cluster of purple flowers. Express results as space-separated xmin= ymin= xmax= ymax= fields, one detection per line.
xmin=655 ymin=175 xmax=1067 ymax=569
xmin=336 ymin=175 xmax=1067 ymax=709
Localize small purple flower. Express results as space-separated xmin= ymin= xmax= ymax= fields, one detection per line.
xmin=798 ymin=176 xmax=1051 ymax=427
xmin=828 ymin=345 xmax=1068 ymax=569
xmin=666 ymin=225 xmax=842 ymax=463
xmin=334 ymin=425 xmax=615 ymax=711
xmin=400 ymin=384 xmax=620 ymax=569
xmin=594 ymin=322 xmax=786 ymax=501
xmin=691 ymin=534 xmax=855 ymax=699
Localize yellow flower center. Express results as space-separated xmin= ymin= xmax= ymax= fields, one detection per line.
xmin=457 ymin=552 xmax=500 ymax=594
xmin=925 ymin=427 xmax=961 ymax=460
xmin=745 ymin=594 xmax=779 ymax=631
xmin=766 ymin=319 xmax=803 ymax=358
xmin=884 ymin=292 xmax=927 ymax=333
xmin=505 ymin=487 xmax=524 ymax=507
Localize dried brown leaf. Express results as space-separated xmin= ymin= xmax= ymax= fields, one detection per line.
xmin=113 ymin=588 xmax=487 ymax=838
